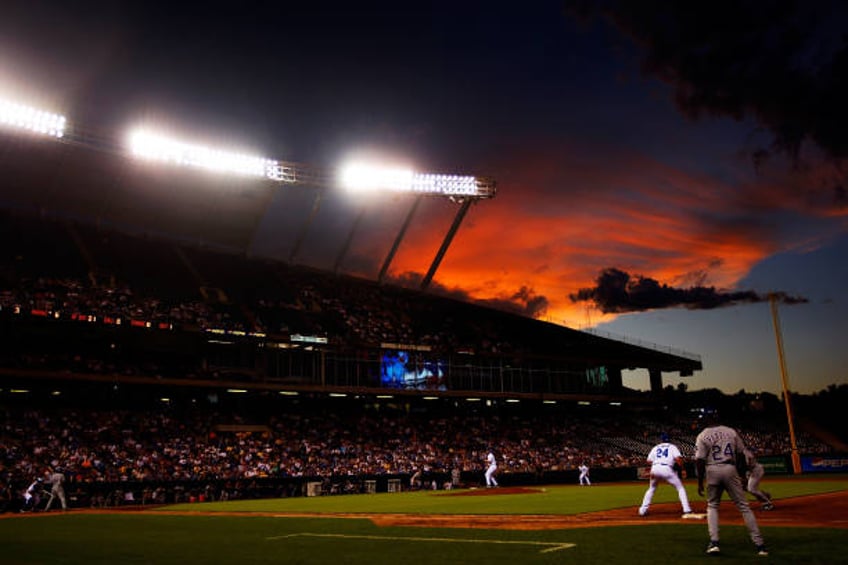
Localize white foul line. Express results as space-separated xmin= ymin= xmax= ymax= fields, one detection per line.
xmin=268 ymin=533 xmax=576 ymax=554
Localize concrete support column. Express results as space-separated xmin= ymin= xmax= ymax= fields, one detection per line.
xmin=607 ymin=366 xmax=623 ymax=393
xmin=649 ymin=369 xmax=663 ymax=394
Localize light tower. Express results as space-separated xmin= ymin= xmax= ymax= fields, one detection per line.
xmin=338 ymin=163 xmax=496 ymax=288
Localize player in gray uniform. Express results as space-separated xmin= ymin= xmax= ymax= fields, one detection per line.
xmin=44 ymin=468 xmax=67 ymax=511
xmin=744 ymin=450 xmax=774 ymax=510
xmin=695 ymin=419 xmax=768 ymax=557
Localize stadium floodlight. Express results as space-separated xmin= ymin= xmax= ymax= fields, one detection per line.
xmin=127 ymin=128 xmax=282 ymax=179
xmin=411 ymin=173 xmax=480 ymax=196
xmin=0 ymin=97 xmax=66 ymax=138
xmin=339 ymin=162 xmax=495 ymax=198
xmin=340 ymin=164 xmax=415 ymax=192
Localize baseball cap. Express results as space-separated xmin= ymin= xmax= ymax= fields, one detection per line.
xmin=660 ymin=432 xmax=670 ymax=442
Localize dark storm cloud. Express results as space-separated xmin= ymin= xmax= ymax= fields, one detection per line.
xmin=476 ymin=286 xmax=550 ymax=319
xmin=566 ymin=0 xmax=848 ymax=162
xmin=570 ymin=267 xmax=807 ymax=313
xmin=388 ymin=273 xmax=549 ymax=318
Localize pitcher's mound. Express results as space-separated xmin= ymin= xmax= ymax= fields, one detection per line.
xmin=445 ymin=487 xmax=545 ymax=496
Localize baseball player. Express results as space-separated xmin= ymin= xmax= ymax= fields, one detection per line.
xmin=44 ymin=468 xmax=67 ymax=511
xmin=639 ymin=432 xmax=693 ymax=517
xmin=744 ymin=450 xmax=774 ymax=510
xmin=484 ymin=451 xmax=498 ymax=487
xmin=578 ymin=462 xmax=591 ymax=486
xmin=410 ymin=468 xmax=423 ymax=491
xmin=21 ymin=477 xmax=43 ymax=512
xmin=695 ymin=417 xmax=767 ymax=556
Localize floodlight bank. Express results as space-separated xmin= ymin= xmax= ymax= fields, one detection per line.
xmin=341 ymin=163 xmax=493 ymax=197
xmin=0 ymin=99 xmax=66 ymax=138
xmin=411 ymin=173 xmax=480 ymax=196
xmin=128 ymin=129 xmax=279 ymax=179
xmin=341 ymin=165 xmax=415 ymax=192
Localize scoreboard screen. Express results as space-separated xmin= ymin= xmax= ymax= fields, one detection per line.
xmin=380 ymin=349 xmax=447 ymax=391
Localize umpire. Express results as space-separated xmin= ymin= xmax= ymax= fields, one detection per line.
xmin=695 ymin=415 xmax=767 ymax=557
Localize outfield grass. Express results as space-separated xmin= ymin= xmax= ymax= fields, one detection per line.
xmin=1 ymin=476 xmax=846 ymax=565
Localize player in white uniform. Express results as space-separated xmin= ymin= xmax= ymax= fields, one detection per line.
xmin=484 ymin=451 xmax=498 ymax=487
xmin=639 ymin=433 xmax=693 ymax=517
xmin=695 ymin=419 xmax=767 ymax=556
xmin=744 ymin=449 xmax=774 ymax=510
xmin=578 ymin=462 xmax=591 ymax=485
xmin=21 ymin=478 xmax=43 ymax=512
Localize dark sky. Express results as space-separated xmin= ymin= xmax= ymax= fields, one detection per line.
xmin=4 ymin=2 xmax=611 ymax=167
xmin=1 ymin=1 xmax=847 ymax=394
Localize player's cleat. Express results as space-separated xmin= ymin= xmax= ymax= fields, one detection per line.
xmin=762 ymin=502 xmax=774 ymax=511
xmin=756 ymin=545 xmax=769 ymax=556
xmin=706 ymin=541 xmax=721 ymax=555
xmin=638 ymin=509 xmax=647 ymax=516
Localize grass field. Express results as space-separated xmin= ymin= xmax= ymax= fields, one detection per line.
xmin=2 ymin=477 xmax=847 ymax=564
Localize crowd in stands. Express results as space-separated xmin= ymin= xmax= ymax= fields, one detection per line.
xmin=0 ymin=261 xmax=554 ymax=391
xmin=0 ymin=271 xmax=515 ymax=357
xmin=1 ymin=275 xmax=255 ymax=334
xmin=0 ymin=402 xmax=634 ymax=483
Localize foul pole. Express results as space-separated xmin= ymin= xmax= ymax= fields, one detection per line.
xmin=769 ymin=293 xmax=802 ymax=474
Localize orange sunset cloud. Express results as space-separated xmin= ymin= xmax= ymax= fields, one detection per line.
xmin=376 ymin=141 xmax=831 ymax=327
